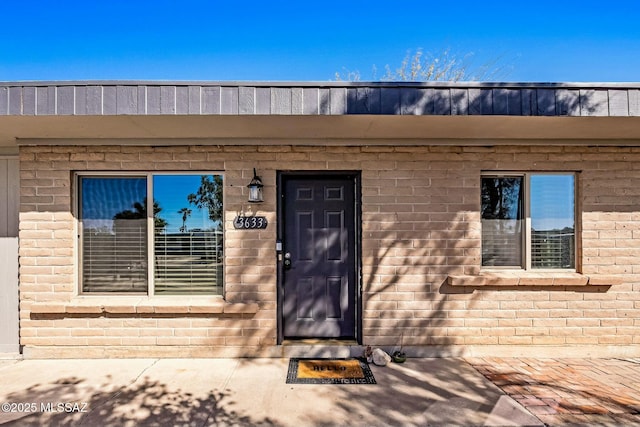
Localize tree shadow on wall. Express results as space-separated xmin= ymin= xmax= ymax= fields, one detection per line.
xmin=316 ymin=82 xmax=602 ymax=117
xmin=363 ymin=203 xmax=481 ymax=353
xmin=1 ymin=375 xmax=280 ymax=427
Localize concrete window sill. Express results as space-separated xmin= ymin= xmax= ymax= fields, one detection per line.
xmin=447 ymin=273 xmax=623 ymax=287
xmin=29 ymin=297 xmax=259 ymax=315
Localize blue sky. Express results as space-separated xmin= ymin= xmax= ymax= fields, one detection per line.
xmin=1 ymin=1 xmax=639 ymax=82
xmin=81 ymin=175 xmax=218 ymax=233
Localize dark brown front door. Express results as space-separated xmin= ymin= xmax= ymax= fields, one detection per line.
xmin=280 ymin=174 xmax=358 ymax=340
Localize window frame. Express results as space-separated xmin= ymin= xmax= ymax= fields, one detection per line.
xmin=75 ymin=171 xmax=225 ymax=297
xmin=481 ymin=171 xmax=577 ymax=272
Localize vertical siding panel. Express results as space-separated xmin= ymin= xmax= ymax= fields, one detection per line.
xmin=0 ymin=87 xmax=7 ymax=115
xmin=0 ymin=156 xmax=17 ymax=229
xmin=354 ymin=88 xmax=368 ymax=113
xmin=493 ymin=89 xmax=508 ymax=115
xmin=147 ymin=86 xmax=162 ymax=114
xmin=202 ymin=86 xmax=221 ymax=114
xmin=176 ymin=86 xmax=189 ymax=114
xmin=160 ymin=86 xmax=176 ymax=114
xmin=434 ymin=89 xmax=451 ymax=115
xmin=36 ymin=87 xmax=54 ymax=115
xmin=4 ymin=83 xmax=639 ymax=119
xmin=0 ymin=160 xmax=7 ymax=235
xmin=481 ymin=89 xmax=493 ymax=114
xmin=103 ymin=86 xmax=117 ymax=115
xmin=422 ymin=89 xmax=437 ymax=115
xmin=271 ymin=88 xmax=291 ymax=114
xmin=413 ymin=89 xmax=432 ymax=115
xmin=356 ymin=87 xmax=379 ymax=113
xmin=255 ymin=87 xmax=271 ymax=114
xmin=353 ymin=87 xmax=378 ymax=113
xmin=400 ymin=88 xmax=418 ymax=115
xmin=239 ymin=87 xmax=255 ymax=114
xmin=291 ymin=88 xmax=303 ymax=114
xmin=328 ymin=88 xmax=344 ymax=115
xmin=629 ymin=90 xmax=640 ymax=116
xmin=221 ymin=87 xmax=239 ymax=114
xmin=592 ymin=90 xmax=609 ymax=116
xmin=580 ymin=89 xmax=608 ymax=116
xmin=367 ymin=87 xmax=381 ymax=114
xmin=556 ymin=89 xmax=580 ymax=116
xmin=57 ymin=86 xmax=75 ymax=115
xmin=117 ymin=86 xmax=138 ymax=114
xmin=381 ymin=88 xmax=400 ymax=114
xmin=468 ymin=89 xmax=482 ymax=115
xmin=536 ymin=89 xmax=556 ymax=116
xmin=8 ymin=87 xmax=22 ymax=115
xmin=346 ymin=88 xmax=358 ymax=114
xmin=86 ymin=86 xmax=102 ymax=115
xmin=318 ymin=88 xmax=331 ymax=115
xmin=302 ymin=88 xmax=319 ymax=115
xmin=6 ymin=159 xmax=18 ymax=235
xmin=469 ymin=89 xmax=494 ymax=115
xmin=0 ymin=158 xmax=19 ymax=352
xmin=318 ymin=87 xmax=332 ymax=115
xmin=608 ymin=90 xmax=629 ymax=116
xmin=451 ymin=88 xmax=468 ymax=115
xmin=137 ymin=86 xmax=147 ymax=114
xmin=188 ymin=86 xmax=201 ymax=114
xmin=23 ymin=87 xmax=36 ymax=115
xmin=521 ymin=89 xmax=536 ymax=116
xmin=404 ymin=89 xmax=422 ymax=114
xmin=76 ymin=86 xmax=87 ymax=115
xmin=506 ymin=89 xmax=522 ymax=115
xmin=0 ymin=236 xmax=19 ymax=353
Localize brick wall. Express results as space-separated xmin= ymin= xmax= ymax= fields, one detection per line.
xmin=18 ymin=144 xmax=640 ymax=357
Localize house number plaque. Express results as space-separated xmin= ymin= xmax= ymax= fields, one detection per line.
xmin=233 ymin=216 xmax=268 ymax=229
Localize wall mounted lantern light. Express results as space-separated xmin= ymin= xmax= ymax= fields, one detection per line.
xmin=247 ymin=168 xmax=264 ymax=203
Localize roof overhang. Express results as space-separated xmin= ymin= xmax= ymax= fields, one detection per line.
xmin=4 ymin=114 xmax=640 ymax=147
xmin=1 ymin=81 xmax=639 ymax=150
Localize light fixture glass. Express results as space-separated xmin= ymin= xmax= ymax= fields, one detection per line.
xmin=247 ymin=168 xmax=264 ymax=203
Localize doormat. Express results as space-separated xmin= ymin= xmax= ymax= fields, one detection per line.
xmin=286 ymin=358 xmax=376 ymax=384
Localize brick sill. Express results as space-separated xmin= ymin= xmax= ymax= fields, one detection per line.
xmin=447 ymin=273 xmax=623 ymax=287
xmin=29 ymin=297 xmax=259 ymax=315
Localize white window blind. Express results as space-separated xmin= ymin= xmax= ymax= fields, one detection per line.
xmin=154 ymin=230 xmax=223 ymax=294
xmin=79 ymin=174 xmax=224 ymax=295
xmin=530 ymin=175 xmax=575 ymax=269
xmin=80 ymin=177 xmax=148 ymax=293
xmin=152 ymin=174 xmax=224 ymax=295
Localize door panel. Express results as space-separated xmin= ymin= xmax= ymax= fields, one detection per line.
xmin=282 ymin=175 xmax=357 ymax=339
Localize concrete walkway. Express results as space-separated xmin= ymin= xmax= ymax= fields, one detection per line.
xmin=0 ymin=358 xmax=541 ymax=426
xmin=2 ymin=357 xmax=640 ymax=426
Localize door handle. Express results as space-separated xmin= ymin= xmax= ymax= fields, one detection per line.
xmin=283 ymin=252 xmax=292 ymax=269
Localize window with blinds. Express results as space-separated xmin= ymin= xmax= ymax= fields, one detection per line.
xmin=152 ymin=175 xmax=223 ymax=295
xmin=481 ymin=176 xmax=524 ymax=267
xmin=80 ymin=176 xmax=148 ymax=293
xmin=78 ymin=173 xmax=224 ymax=295
xmin=481 ymin=173 xmax=575 ymax=270
xmin=530 ymin=175 xmax=575 ymax=269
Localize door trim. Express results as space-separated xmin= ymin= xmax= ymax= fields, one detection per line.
xmin=276 ymin=171 xmax=362 ymax=344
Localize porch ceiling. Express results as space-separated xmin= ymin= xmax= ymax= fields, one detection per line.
xmin=3 ymin=114 xmax=640 ymax=148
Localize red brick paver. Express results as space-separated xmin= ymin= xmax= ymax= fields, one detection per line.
xmin=466 ymin=358 xmax=640 ymax=426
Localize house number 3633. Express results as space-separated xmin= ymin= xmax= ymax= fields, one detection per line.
xmin=233 ymin=216 xmax=268 ymax=229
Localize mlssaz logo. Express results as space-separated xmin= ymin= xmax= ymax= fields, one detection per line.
xmin=41 ymin=402 xmax=89 ymax=413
